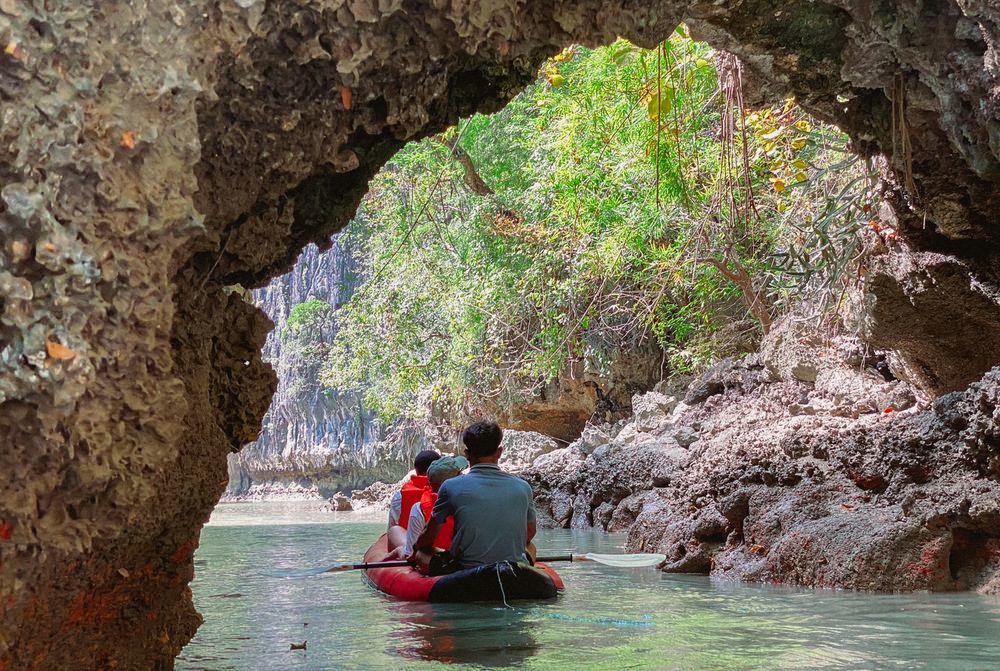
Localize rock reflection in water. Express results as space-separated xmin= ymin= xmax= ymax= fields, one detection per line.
xmin=391 ymin=601 xmax=539 ymax=666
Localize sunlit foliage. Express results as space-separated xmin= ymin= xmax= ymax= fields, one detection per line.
xmin=321 ymin=32 xmax=878 ymax=423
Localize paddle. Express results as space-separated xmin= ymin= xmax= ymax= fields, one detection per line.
xmin=537 ymin=553 xmax=666 ymax=568
xmin=266 ymin=552 xmax=665 ymax=578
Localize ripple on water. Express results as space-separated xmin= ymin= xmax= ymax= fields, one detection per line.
xmin=177 ymin=503 xmax=1000 ymax=671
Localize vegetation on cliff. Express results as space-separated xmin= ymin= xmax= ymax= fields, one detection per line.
xmin=316 ymin=33 xmax=881 ymax=424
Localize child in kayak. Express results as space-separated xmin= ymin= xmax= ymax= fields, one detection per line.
xmin=403 ymin=455 xmax=469 ymax=561
xmin=387 ymin=449 xmax=440 ymax=551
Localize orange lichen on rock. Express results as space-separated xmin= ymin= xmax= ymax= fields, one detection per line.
xmin=45 ymin=339 xmax=76 ymax=361
xmin=170 ymin=539 xmax=198 ymax=564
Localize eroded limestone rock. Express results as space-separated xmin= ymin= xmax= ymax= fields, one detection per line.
xmin=527 ymin=336 xmax=1000 ymax=593
xmin=499 ymin=430 xmax=561 ymax=473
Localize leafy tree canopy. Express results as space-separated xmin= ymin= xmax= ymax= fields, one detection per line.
xmin=321 ymin=32 xmax=882 ymax=424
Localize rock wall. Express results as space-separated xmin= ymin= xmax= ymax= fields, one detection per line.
xmin=525 ymin=321 xmax=1000 ymax=593
xmin=1 ymin=0 xmax=998 ymax=668
xmin=501 ymin=345 xmax=665 ymax=443
xmin=223 ymin=240 xmax=426 ymax=500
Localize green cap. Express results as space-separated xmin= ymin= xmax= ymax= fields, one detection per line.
xmin=426 ymin=455 xmax=469 ymax=484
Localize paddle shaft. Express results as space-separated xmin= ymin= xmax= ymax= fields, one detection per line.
xmin=334 ymin=560 xmax=412 ymax=571
xmin=348 ymin=556 xmax=575 ymax=572
xmin=309 ymin=552 xmax=663 ymax=574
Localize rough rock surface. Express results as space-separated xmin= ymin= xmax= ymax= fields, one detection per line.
xmin=867 ymin=248 xmax=1000 ymax=394
xmin=499 ymin=430 xmax=561 ymax=473
xmin=2 ymin=0 xmax=999 ymax=668
xmin=224 ymin=241 xmax=429 ymax=499
xmin=526 ymin=327 xmax=1000 ymax=593
xmin=348 ymin=477 xmax=404 ymax=513
xmin=499 ymin=345 xmax=664 ymax=442
xmin=321 ymin=493 xmax=354 ymax=512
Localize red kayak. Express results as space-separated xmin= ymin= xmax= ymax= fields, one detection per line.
xmin=362 ymin=534 xmax=564 ymax=602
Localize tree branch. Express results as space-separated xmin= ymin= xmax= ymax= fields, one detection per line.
xmin=435 ymin=136 xmax=494 ymax=196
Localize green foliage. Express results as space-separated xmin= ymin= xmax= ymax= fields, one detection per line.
xmin=282 ymin=299 xmax=334 ymax=399
xmin=324 ymin=34 xmax=876 ymax=422
xmin=283 ymin=299 xmax=333 ymax=341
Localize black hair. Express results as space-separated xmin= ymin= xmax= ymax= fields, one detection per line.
xmin=413 ymin=449 xmax=441 ymax=475
xmin=462 ymin=421 xmax=503 ymax=458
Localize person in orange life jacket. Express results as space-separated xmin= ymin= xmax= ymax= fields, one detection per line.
xmin=403 ymin=455 xmax=469 ymax=564
xmin=409 ymin=421 xmax=537 ymax=570
xmin=386 ymin=449 xmax=440 ymax=551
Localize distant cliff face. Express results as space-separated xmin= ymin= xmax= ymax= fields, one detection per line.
xmin=225 ymin=239 xmax=426 ymax=498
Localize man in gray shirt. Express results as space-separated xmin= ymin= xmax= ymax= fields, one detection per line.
xmin=410 ymin=421 xmax=537 ymax=569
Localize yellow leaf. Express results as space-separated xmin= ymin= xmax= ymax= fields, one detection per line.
xmin=773 ymin=179 xmax=787 ymax=193
xmin=695 ymin=58 xmax=710 ymax=68
xmin=46 ymin=339 xmax=77 ymax=361
xmin=647 ymin=97 xmax=659 ymax=120
xmin=795 ymin=120 xmax=812 ymax=132
xmin=777 ymin=201 xmax=787 ymax=213
xmin=548 ymin=74 xmax=565 ymax=87
xmin=793 ymin=159 xmax=807 ymax=170
xmin=794 ymin=171 xmax=808 ymax=182
xmin=791 ymin=138 xmax=807 ymax=150
xmin=647 ymin=93 xmax=672 ymax=120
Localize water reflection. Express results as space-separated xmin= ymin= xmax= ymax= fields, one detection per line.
xmin=391 ymin=601 xmax=539 ymax=667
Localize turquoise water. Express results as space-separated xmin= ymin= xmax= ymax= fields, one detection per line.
xmin=177 ymin=502 xmax=1000 ymax=670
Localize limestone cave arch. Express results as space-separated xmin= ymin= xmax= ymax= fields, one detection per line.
xmin=1 ymin=1 xmax=998 ymax=667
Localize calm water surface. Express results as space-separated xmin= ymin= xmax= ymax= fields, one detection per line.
xmin=177 ymin=502 xmax=1000 ymax=670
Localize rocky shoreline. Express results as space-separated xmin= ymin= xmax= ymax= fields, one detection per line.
xmin=338 ymin=322 xmax=1000 ymax=594
xmin=523 ymin=320 xmax=1000 ymax=593
xmin=218 ymin=480 xmax=327 ymax=503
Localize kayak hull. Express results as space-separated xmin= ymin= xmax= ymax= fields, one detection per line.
xmin=362 ymin=534 xmax=564 ymax=603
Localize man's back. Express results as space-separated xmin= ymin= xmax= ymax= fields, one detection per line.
xmin=431 ymin=463 xmax=535 ymax=567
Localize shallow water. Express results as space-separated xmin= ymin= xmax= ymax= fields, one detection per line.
xmin=178 ymin=502 xmax=1000 ymax=670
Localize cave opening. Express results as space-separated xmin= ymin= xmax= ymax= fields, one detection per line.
xmin=225 ymin=31 xmax=884 ymax=505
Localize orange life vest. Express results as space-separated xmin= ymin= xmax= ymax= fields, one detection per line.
xmin=398 ymin=474 xmax=429 ymax=530
xmin=418 ymin=488 xmax=454 ymax=550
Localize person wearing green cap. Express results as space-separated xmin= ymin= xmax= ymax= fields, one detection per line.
xmin=402 ymin=455 xmax=469 ymax=561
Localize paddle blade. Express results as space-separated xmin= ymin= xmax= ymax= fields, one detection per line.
xmin=577 ymin=552 xmax=666 ymax=567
